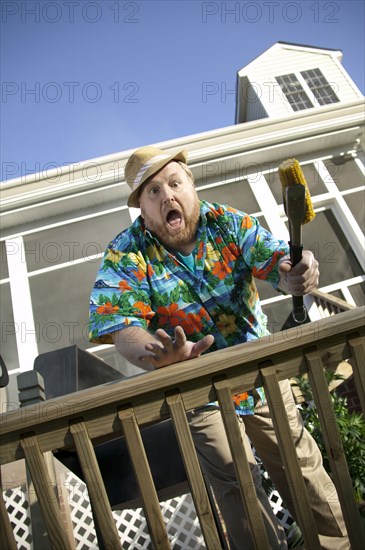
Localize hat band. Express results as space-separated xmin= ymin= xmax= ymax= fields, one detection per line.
xmin=132 ymin=153 xmax=171 ymax=190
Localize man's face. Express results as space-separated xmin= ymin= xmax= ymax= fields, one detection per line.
xmin=139 ymin=161 xmax=200 ymax=253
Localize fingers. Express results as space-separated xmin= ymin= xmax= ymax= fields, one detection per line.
xmin=140 ymin=329 xmax=214 ymax=369
xmin=144 ymin=342 xmax=164 ymax=354
xmin=290 ymin=250 xmax=316 ymax=274
xmin=285 ymin=251 xmax=319 ymax=295
xmin=155 ymin=328 xmax=174 ymax=351
xmin=191 ymin=334 xmax=215 ymax=357
xmin=155 ymin=327 xmax=186 ymax=350
xmin=173 ymin=326 xmax=187 ymax=348
xmin=278 ymin=255 xmax=292 ymax=275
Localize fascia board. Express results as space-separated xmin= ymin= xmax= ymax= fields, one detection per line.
xmin=1 ymin=100 xmax=364 ymax=215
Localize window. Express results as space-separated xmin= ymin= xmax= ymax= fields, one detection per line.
xmin=288 ymin=209 xmax=363 ymax=287
xmin=301 ymin=68 xmax=340 ymax=105
xmin=197 ymin=179 xmax=260 ymax=214
xmin=275 ymin=74 xmax=313 ymax=111
xmin=323 ymin=157 xmax=364 ymax=191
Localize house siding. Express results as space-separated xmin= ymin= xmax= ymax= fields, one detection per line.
xmin=237 ymin=47 xmax=362 ymax=122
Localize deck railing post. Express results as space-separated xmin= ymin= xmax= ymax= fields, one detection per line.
xmin=17 ymin=370 xmax=76 ymax=549
xmin=305 ymin=350 xmax=365 ymax=549
xmin=214 ymin=378 xmax=271 ymax=550
xmin=260 ymin=365 xmax=321 ymax=550
xmin=166 ymin=391 xmax=224 ymax=550
xmin=118 ymin=406 xmax=171 ymax=549
xmin=347 ymin=336 xmax=365 ymax=415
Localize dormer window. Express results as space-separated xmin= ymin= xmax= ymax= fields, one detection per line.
xmin=300 ymin=68 xmax=340 ymax=105
xmin=275 ymin=74 xmax=314 ymax=111
xmin=276 ymin=68 xmax=340 ymax=112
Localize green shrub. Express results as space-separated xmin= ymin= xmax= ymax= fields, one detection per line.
xmin=293 ymin=371 xmax=365 ymax=507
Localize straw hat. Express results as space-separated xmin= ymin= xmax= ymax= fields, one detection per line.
xmin=125 ymin=146 xmax=188 ymax=207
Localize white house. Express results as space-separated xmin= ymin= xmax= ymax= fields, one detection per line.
xmin=1 ymin=42 xmax=364 ymax=407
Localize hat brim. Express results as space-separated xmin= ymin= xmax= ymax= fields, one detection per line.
xmin=127 ymin=149 xmax=188 ymax=208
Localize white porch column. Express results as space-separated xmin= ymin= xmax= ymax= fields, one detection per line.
xmin=5 ymin=236 xmax=39 ymax=372
xmin=248 ymin=173 xmax=289 ymax=241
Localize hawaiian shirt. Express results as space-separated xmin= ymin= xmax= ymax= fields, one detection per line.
xmin=89 ymin=201 xmax=289 ymax=414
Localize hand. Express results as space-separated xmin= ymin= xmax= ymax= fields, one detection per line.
xmin=279 ymin=250 xmax=319 ymax=296
xmin=138 ymin=326 xmax=215 ymax=369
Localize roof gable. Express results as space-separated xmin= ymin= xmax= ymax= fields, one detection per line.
xmin=237 ymin=42 xmax=343 ymax=76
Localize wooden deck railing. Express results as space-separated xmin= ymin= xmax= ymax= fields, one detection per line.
xmin=309 ymin=288 xmax=355 ymax=315
xmin=1 ymin=306 xmax=365 ymax=550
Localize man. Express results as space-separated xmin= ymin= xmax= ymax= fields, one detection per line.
xmin=89 ymin=146 xmax=348 ymax=549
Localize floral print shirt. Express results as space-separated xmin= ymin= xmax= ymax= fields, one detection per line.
xmin=89 ymin=201 xmax=289 ymax=414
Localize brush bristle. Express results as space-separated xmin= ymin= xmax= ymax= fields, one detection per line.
xmin=279 ymin=158 xmax=316 ymax=224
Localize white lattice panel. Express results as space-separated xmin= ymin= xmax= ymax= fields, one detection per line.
xmin=3 ymin=484 xmax=32 ymax=549
xmin=3 ymin=467 xmax=292 ymax=549
xmin=66 ymin=478 xmax=98 ymax=548
xmin=65 ymin=470 xmax=205 ymax=549
xmin=160 ymin=496 xmax=204 ymax=549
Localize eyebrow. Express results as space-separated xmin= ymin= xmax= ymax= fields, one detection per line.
xmin=148 ymin=172 xmax=181 ymax=185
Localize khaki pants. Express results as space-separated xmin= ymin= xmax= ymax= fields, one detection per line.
xmin=188 ymin=379 xmax=349 ymax=550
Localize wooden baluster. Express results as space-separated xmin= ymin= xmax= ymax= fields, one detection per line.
xmin=21 ymin=434 xmax=71 ymax=549
xmin=214 ymin=380 xmax=270 ymax=550
xmin=0 ymin=466 xmax=18 ymax=550
xmin=304 ymin=350 xmax=365 ymax=549
xmin=69 ymin=420 xmax=121 ymax=550
xmin=166 ymin=391 xmax=223 ymax=550
xmin=17 ymin=370 xmax=76 ymax=549
xmin=259 ymin=365 xmax=321 ymax=550
xmin=347 ymin=336 xmax=365 ymax=415
xmin=118 ymin=407 xmax=171 ymax=550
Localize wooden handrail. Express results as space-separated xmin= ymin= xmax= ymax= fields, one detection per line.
xmin=1 ymin=306 xmax=365 ymax=549
xmin=310 ymin=288 xmax=355 ymax=312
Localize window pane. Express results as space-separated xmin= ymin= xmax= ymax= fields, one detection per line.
xmin=323 ymin=158 xmax=365 ymax=191
xmin=292 ymin=210 xmax=363 ymax=287
xmin=29 ymin=261 xmax=101 ymax=355
xmin=1 ymin=241 xmax=9 ymax=279
xmin=255 ymin=214 xmax=270 ymax=232
xmin=266 ymin=163 xmax=327 ymax=204
xmin=23 ymin=209 xmax=131 ymax=272
xmin=197 ymin=179 xmax=260 ymax=214
xmin=349 ymin=282 xmax=365 ymax=306
xmin=262 ymin=298 xmax=293 ymax=333
xmin=0 ymin=282 xmax=19 ymax=372
xmin=255 ymin=278 xmax=280 ymax=301
xmin=343 ymin=191 xmax=365 ymax=233
xmin=301 ymin=68 xmax=340 ymax=106
xmin=276 ymin=74 xmax=313 ymax=111
xmin=328 ymin=289 xmax=346 ymax=301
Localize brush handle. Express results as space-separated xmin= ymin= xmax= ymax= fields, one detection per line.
xmin=289 ymin=243 xmax=307 ymax=323
xmin=290 ymin=243 xmax=303 ymax=265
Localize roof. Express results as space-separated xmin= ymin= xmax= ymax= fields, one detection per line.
xmin=277 ymin=41 xmax=342 ymax=53
xmin=237 ymin=42 xmax=343 ymax=76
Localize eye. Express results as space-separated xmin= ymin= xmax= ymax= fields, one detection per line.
xmin=170 ymin=180 xmax=180 ymax=188
xmin=148 ymin=186 xmax=159 ymax=196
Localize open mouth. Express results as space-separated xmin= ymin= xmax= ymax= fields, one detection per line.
xmin=166 ymin=209 xmax=183 ymax=228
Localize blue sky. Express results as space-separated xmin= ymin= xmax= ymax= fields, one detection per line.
xmin=1 ymin=0 xmax=364 ymax=182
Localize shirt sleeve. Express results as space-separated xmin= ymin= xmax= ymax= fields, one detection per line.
xmin=88 ymin=246 xmax=154 ymax=344
xmin=236 ymin=213 xmax=289 ymax=289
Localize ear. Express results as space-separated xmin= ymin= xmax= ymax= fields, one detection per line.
xmin=138 ymin=201 xmax=145 ymax=219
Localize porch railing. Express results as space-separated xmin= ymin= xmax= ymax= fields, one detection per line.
xmin=307 ymin=287 xmax=355 ymax=316
xmin=1 ymin=306 xmax=364 ymax=549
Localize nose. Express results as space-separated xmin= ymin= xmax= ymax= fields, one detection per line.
xmin=161 ymin=186 xmax=175 ymax=203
